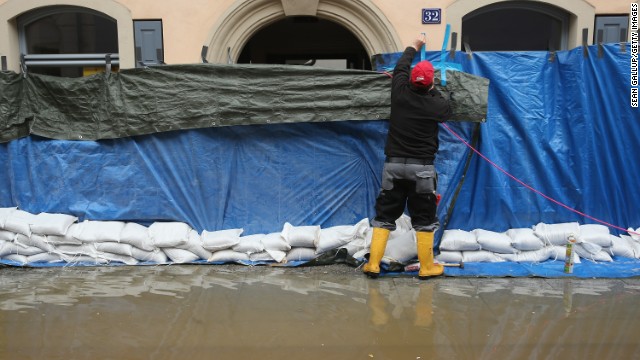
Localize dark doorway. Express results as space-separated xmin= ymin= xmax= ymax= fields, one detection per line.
xmin=238 ymin=17 xmax=371 ymax=70
xmin=462 ymin=1 xmax=570 ymax=51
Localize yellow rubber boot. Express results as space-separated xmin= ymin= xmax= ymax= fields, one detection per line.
xmin=416 ymin=231 xmax=444 ymax=279
xmin=363 ymin=227 xmax=390 ymax=279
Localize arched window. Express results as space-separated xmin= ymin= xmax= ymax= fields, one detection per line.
xmin=18 ymin=6 xmax=119 ymax=77
xmin=462 ymin=1 xmax=570 ymax=51
xmin=237 ymin=16 xmax=371 ymax=70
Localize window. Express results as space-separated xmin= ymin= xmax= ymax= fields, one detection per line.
xmin=18 ymin=6 xmax=119 ymax=77
xmin=134 ymin=20 xmax=164 ymax=67
xmin=594 ymin=15 xmax=629 ymax=44
xmin=462 ymin=1 xmax=570 ymax=51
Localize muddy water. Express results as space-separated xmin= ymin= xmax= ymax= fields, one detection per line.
xmin=1 ymin=265 xmax=639 ymax=360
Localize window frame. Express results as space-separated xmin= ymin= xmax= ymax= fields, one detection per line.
xmin=17 ymin=5 xmax=120 ymax=74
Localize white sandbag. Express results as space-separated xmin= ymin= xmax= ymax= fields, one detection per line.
xmin=261 ymin=232 xmax=291 ymax=252
xmin=440 ymin=229 xmax=480 ymax=251
xmin=14 ymin=245 xmax=45 ymax=256
xmin=201 ymin=228 xmax=243 ymax=251
xmin=533 ymin=222 xmax=580 ymax=246
xmin=353 ymin=248 xmax=368 ymax=260
xmin=281 ymin=222 xmax=319 ymax=248
xmin=163 ymin=248 xmax=200 ymax=263
xmin=340 ymin=232 xmax=371 ymax=256
xmin=207 ymin=249 xmax=249 ymax=263
xmin=98 ymin=252 xmax=139 ymax=265
xmin=628 ymin=227 xmax=640 ymax=241
xmin=285 ymin=247 xmax=317 ymax=262
xmin=608 ymin=235 xmax=636 ymax=258
xmin=27 ymin=252 xmax=63 ymax=263
xmin=54 ymin=244 xmax=98 ymax=258
xmin=149 ymin=222 xmax=192 ymax=248
xmin=623 ymin=235 xmax=640 ymax=258
xmin=249 ymin=251 xmax=283 ymax=262
xmin=119 ymin=222 xmax=154 ymax=251
xmin=175 ymin=230 xmax=212 ymax=260
xmin=61 ymin=255 xmax=108 ymax=265
xmin=462 ymin=250 xmax=505 ymax=263
xmin=575 ymin=242 xmax=602 ymax=255
xmin=579 ymin=224 xmax=612 ymax=247
xmin=574 ymin=244 xmax=613 ymax=262
xmin=131 ymin=247 xmax=168 ymax=263
xmin=30 ymin=212 xmax=78 ymax=236
xmin=0 ymin=230 xmax=16 ymax=241
xmin=0 ymin=207 xmax=17 ymax=228
xmin=14 ymin=234 xmax=55 ymax=253
xmin=506 ymin=228 xmax=545 ymax=251
xmin=547 ymin=246 xmax=581 ymax=263
xmin=381 ymin=230 xmax=417 ymax=264
xmin=474 ymin=229 xmax=518 ymax=254
xmin=435 ymin=251 xmax=463 ymax=264
xmin=46 ymin=223 xmax=83 ymax=245
xmin=265 ymin=249 xmax=287 ymax=263
xmin=0 ymin=240 xmax=16 ymax=257
xmin=74 ymin=220 xmax=126 ymax=243
xmin=233 ymin=234 xmax=266 ymax=255
xmin=3 ymin=210 xmax=37 ymax=236
xmin=4 ymin=254 xmax=27 ymax=265
xmin=392 ymin=214 xmax=413 ymax=236
xmin=499 ymin=248 xmax=551 ymax=263
xmin=94 ymin=242 xmax=134 ymax=257
xmin=315 ymin=218 xmax=369 ymax=254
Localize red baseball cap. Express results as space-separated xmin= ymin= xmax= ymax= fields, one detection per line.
xmin=411 ymin=60 xmax=434 ymax=87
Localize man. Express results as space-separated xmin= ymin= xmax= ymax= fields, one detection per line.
xmin=364 ymin=34 xmax=452 ymax=280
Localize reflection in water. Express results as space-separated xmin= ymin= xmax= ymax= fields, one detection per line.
xmin=1 ymin=266 xmax=640 ymax=359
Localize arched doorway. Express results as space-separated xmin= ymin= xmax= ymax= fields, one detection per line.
xmin=237 ymin=16 xmax=371 ymax=70
xmin=461 ymin=1 xmax=570 ymax=51
xmin=204 ymin=0 xmax=401 ymax=65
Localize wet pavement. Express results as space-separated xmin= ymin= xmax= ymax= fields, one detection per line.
xmin=1 ymin=264 xmax=639 ymax=360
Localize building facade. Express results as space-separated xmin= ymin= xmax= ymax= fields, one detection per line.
xmin=0 ymin=0 xmax=634 ymax=75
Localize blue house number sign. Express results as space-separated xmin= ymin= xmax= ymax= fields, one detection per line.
xmin=422 ymin=8 xmax=441 ymax=24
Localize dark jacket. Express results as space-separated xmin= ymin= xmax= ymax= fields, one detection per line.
xmin=384 ymin=47 xmax=452 ymax=160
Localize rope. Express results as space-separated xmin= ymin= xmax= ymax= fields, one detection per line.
xmin=441 ymin=122 xmax=640 ymax=236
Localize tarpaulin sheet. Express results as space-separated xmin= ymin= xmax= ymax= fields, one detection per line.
xmin=0 ymin=63 xmax=487 ymax=143
xmin=0 ymin=43 xmax=638 ymax=249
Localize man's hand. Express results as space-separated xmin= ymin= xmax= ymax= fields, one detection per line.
xmin=411 ymin=34 xmax=426 ymax=51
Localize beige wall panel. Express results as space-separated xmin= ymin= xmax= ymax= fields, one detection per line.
xmin=586 ymin=0 xmax=634 ymax=14
xmin=374 ymin=0 xmax=453 ymax=51
xmin=119 ymin=0 xmax=234 ymax=64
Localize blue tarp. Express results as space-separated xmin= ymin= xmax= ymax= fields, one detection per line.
xmin=0 ymin=43 xmax=638 ymax=245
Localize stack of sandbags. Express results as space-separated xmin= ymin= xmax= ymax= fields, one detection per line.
xmin=202 ymin=228 xmax=246 ymax=263
xmin=438 ymin=229 xmax=482 ymax=263
xmin=351 ymin=215 xmax=412 ymax=262
xmin=148 ymin=222 xmax=208 ymax=264
xmin=1 ymin=209 xmax=77 ymax=265
xmin=2 ymin=206 xmax=637 ymax=267
xmin=282 ymin=222 xmax=320 ymax=262
xmin=119 ymin=222 xmax=168 ymax=263
xmin=436 ymin=224 xmax=583 ymax=263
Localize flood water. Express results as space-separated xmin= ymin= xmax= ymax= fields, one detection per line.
xmin=1 ymin=265 xmax=639 ymax=359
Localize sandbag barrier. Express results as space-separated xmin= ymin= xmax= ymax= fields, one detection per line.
xmin=1 ymin=207 xmax=639 ymax=274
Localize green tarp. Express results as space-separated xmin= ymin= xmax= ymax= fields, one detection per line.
xmin=0 ymin=64 xmax=488 ymax=143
